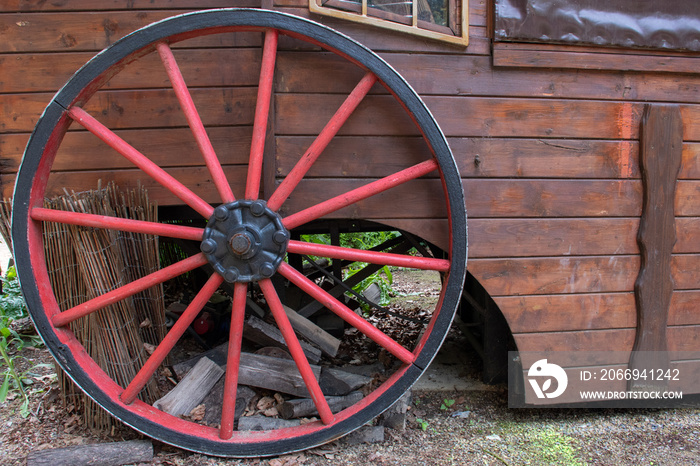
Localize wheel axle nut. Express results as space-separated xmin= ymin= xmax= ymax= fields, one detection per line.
xmin=273 ymin=230 xmax=289 ymax=245
xmin=260 ymin=262 xmax=275 ymax=277
xmin=250 ymin=201 xmax=266 ymax=216
xmin=200 ymin=238 xmax=218 ymax=254
xmin=214 ymin=205 xmax=230 ymax=221
xmin=223 ymin=267 xmax=239 ymax=282
xmin=229 ymin=232 xmax=252 ymax=255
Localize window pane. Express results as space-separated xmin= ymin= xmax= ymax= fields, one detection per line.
xmin=323 ymin=0 xmax=362 ymax=13
xmin=422 ymin=0 xmax=448 ymax=27
xmin=368 ymin=0 xmax=413 ymax=25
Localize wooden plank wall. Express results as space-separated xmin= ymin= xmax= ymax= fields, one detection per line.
xmin=271 ymin=0 xmax=700 ymax=362
xmin=0 ymin=1 xmax=263 ymax=204
xmin=1 ymin=1 xmax=698 ymax=380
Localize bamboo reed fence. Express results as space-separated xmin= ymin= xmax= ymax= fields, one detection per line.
xmin=1 ymin=183 xmax=167 ymax=430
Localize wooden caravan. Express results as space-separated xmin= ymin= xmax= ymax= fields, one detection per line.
xmin=1 ymin=0 xmax=698 ymax=456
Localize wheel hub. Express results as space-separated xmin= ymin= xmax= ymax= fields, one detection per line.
xmin=200 ymin=200 xmax=288 ymax=283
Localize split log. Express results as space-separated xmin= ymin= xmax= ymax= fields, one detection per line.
xmin=244 ymin=315 xmax=322 ymax=363
xmin=154 ymin=357 xmax=224 ymax=416
xmin=246 ymin=296 xmax=266 ymax=318
xmin=238 ymin=352 xmax=322 ymax=397
xmin=255 ymin=346 xmax=293 ymax=360
xmin=343 ymin=425 xmax=385 ymax=445
xmin=202 ymin=380 xmax=256 ymax=427
xmin=319 ymin=367 xmax=372 ymax=396
xmin=172 ymin=343 xmax=228 ymax=378
xmin=172 ymin=345 xmax=322 ymax=397
xmin=26 ymin=440 xmax=153 ymax=466
xmin=237 ymin=416 xmax=301 ymax=431
xmin=278 ymin=391 xmax=364 ymax=419
xmin=378 ymin=390 xmax=411 ymax=431
xmin=283 ymin=305 xmax=340 ymax=357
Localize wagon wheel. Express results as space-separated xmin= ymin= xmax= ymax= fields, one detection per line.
xmin=13 ymin=9 xmax=467 ymax=457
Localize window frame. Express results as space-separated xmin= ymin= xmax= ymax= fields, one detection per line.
xmin=309 ymin=0 xmax=469 ymax=46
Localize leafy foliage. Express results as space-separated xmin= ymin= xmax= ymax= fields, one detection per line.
xmin=300 ymin=231 xmax=400 ymax=310
xmin=0 ymin=266 xmax=27 ymax=328
xmin=0 ymin=266 xmax=46 ymax=417
xmin=440 ymin=398 xmax=455 ymax=410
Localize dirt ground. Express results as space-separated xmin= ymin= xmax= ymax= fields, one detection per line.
xmin=2 ymin=341 xmax=699 ymax=465
xmin=1 ymin=269 xmax=699 ymax=465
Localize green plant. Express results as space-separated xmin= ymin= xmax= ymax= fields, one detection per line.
xmin=0 ymin=266 xmax=47 ymax=417
xmin=0 ymin=266 xmax=27 ymax=328
xmin=415 ymin=418 xmax=429 ymax=431
xmin=300 ymin=231 xmax=401 ymax=310
xmin=440 ymin=398 xmax=455 ymax=410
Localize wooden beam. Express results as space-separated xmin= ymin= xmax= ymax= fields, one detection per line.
xmin=629 ymin=104 xmax=683 ymax=390
xmin=26 ymin=440 xmax=153 ymax=466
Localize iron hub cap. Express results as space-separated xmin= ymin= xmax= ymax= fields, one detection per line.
xmin=200 ymin=200 xmax=289 ymax=283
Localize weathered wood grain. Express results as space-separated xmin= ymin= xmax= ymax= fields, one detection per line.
xmin=496 ymin=293 xmax=637 ymax=333
xmin=631 ymin=105 xmax=682 ymax=388
xmin=277 ymin=391 xmax=363 ymax=419
xmin=468 ymin=218 xmax=639 ymax=258
xmin=238 ymin=416 xmax=301 ymax=431
xmin=472 ymin=255 xmax=698 ymax=298
xmin=469 ymin=256 xmax=640 ymax=297
xmin=493 ymin=42 xmax=700 ymax=74
xmin=671 ymin=255 xmax=700 ymax=290
xmin=676 ymin=181 xmax=700 ymax=216
xmin=275 ymin=52 xmax=700 ymax=104
xmin=237 ymin=352 xmax=321 ymax=397
xmin=276 ymin=136 xmax=700 ymax=180
xmin=0 ymin=48 xmax=262 ymax=93
xmin=498 ymin=289 xmax=700 ymax=334
xmin=154 ymin=357 xmax=224 ymax=417
xmin=0 ymin=11 xmax=261 ymax=53
xmin=1 ymin=126 xmax=253 ymax=175
xmin=26 ymin=440 xmax=153 ymax=466
xmin=281 ymin=178 xmax=642 ymax=219
xmin=0 ymin=87 xmax=257 ymax=133
xmin=514 ymin=325 xmax=700 ymax=356
xmin=276 ymin=94 xmax=648 ymax=139
xmin=2 ymin=1 xmax=258 ymax=11
xmin=244 ymin=314 xmax=322 ymax=363
xmin=2 ymin=165 xmax=249 ymax=204
xmin=668 ymin=290 xmax=700 ymax=326
xmin=277 ymin=93 xmax=700 ymax=141
xmin=283 ymin=305 xmax=340 ymax=357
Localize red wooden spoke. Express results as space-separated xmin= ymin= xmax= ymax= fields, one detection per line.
xmin=283 ymin=159 xmax=438 ymax=229
xmin=287 ymin=240 xmax=450 ymax=272
xmin=219 ymin=282 xmax=248 ymax=439
xmin=68 ymin=106 xmax=214 ymax=218
xmin=259 ymin=279 xmax=334 ymax=424
xmin=31 ymin=207 xmax=203 ymax=241
xmin=278 ymin=262 xmax=415 ymax=365
xmin=121 ymin=273 xmax=224 ymax=405
xmin=266 ymin=72 xmax=378 ymax=211
xmin=245 ymin=29 xmax=278 ymax=200
xmin=52 ymin=253 xmax=208 ymax=327
xmin=157 ymin=42 xmax=235 ymax=204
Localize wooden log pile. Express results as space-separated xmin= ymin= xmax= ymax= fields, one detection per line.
xmin=162 ymin=296 xmax=375 ymax=428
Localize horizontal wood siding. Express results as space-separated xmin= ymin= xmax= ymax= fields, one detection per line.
xmin=0 ymin=0 xmax=697 ymax=373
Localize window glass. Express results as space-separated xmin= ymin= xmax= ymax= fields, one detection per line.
xmin=311 ymin=0 xmax=468 ymax=45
